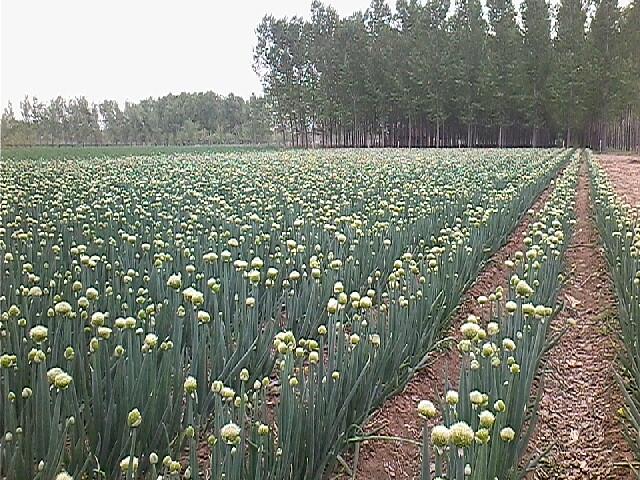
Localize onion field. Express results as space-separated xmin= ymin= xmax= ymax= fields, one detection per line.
xmin=1 ymin=148 xmax=638 ymax=479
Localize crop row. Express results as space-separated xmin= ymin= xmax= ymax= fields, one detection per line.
xmin=589 ymin=153 xmax=640 ymax=465
xmin=415 ymin=150 xmax=581 ymax=479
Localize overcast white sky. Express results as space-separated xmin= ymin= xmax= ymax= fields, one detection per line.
xmin=1 ymin=0 xmax=374 ymax=110
xmin=1 ymin=0 xmax=631 ymax=111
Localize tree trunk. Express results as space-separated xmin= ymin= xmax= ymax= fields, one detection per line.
xmin=289 ymin=117 xmax=295 ymax=147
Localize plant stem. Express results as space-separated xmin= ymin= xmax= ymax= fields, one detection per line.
xmin=420 ymin=423 xmax=431 ymax=480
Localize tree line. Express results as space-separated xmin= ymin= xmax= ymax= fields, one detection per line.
xmin=254 ymin=0 xmax=639 ymax=149
xmin=3 ymin=0 xmax=637 ymax=150
xmin=1 ymin=92 xmax=274 ymax=146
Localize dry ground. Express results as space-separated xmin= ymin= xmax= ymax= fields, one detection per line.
xmin=597 ymin=153 xmax=640 ymax=206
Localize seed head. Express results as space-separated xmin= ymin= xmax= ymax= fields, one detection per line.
xmin=431 ymin=425 xmax=450 ymax=447
xmin=220 ymin=422 xmax=241 ymax=445
xmin=500 ymin=427 xmax=515 ymax=442
xmin=446 ymin=390 xmax=459 ymax=406
xmin=29 ymin=325 xmax=48 ymax=344
xmin=119 ymin=456 xmax=139 ymax=472
xmin=417 ymin=400 xmax=437 ymax=419
xmin=54 ymin=372 xmax=72 ymax=390
xmin=127 ymin=408 xmax=142 ymax=428
xmin=54 ymin=301 xmax=73 ymax=316
xmin=469 ymin=390 xmax=484 ymax=406
xmin=184 ymin=376 xmax=198 ymax=395
xmin=449 ymin=421 xmax=474 ymax=448
xmin=479 ymin=410 xmax=495 ymax=428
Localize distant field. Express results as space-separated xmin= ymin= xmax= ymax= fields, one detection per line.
xmin=0 ymin=144 xmax=279 ymax=161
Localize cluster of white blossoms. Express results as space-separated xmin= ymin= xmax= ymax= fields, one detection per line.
xmin=417 ymin=392 xmax=515 ymax=452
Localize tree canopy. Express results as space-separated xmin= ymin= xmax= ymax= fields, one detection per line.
xmin=254 ymin=0 xmax=639 ymax=149
xmin=1 ymin=92 xmax=273 ymax=146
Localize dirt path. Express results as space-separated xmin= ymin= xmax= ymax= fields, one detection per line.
xmin=597 ymin=154 xmax=640 ymax=206
xmin=529 ymin=161 xmax=633 ymax=479
xmin=350 ymin=174 xmax=561 ymax=479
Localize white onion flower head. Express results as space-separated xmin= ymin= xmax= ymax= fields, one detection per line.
xmin=469 ymin=390 xmax=484 ymax=406
xmin=446 ymin=390 xmax=459 ymax=406
xmin=475 ymin=427 xmax=490 ymax=444
xmin=327 ymin=298 xmax=339 ymax=314
xmin=29 ymin=325 xmax=48 ymax=344
xmin=47 ymin=367 xmax=64 ymax=384
xmin=486 ymin=322 xmax=499 ymax=336
xmin=220 ymin=422 xmax=241 ymax=445
xmin=184 ymin=376 xmax=198 ymax=395
xmin=460 ymin=322 xmax=480 ymax=339
xmin=119 ymin=455 xmax=139 ymax=472
xmin=127 ymin=408 xmax=142 ymax=428
xmin=431 ymin=425 xmax=450 ymax=448
xmin=449 ymin=421 xmax=474 ymax=448
xmin=90 ymin=311 xmax=105 ymax=327
xmin=28 ymin=286 xmax=43 ymax=297
xmin=479 ymin=410 xmax=495 ymax=428
xmin=144 ymin=333 xmax=158 ymax=350
xmin=167 ymin=274 xmax=182 ymax=290
xmin=417 ymin=400 xmax=437 ymax=419
xmin=197 ymin=311 xmax=211 ymax=324
xmin=86 ymin=287 xmax=99 ymax=301
xmin=481 ymin=342 xmax=495 ymax=357
xmin=502 ymin=338 xmax=516 ymax=351
xmin=500 ymin=427 xmax=515 ymax=442
xmin=54 ymin=301 xmax=73 ymax=316
xmin=516 ymin=280 xmax=533 ymax=297
xmin=54 ymin=371 xmax=72 ymax=390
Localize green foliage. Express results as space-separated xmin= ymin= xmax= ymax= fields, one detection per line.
xmin=1 ymin=92 xmax=274 ymax=147
xmin=0 ymin=145 xmax=277 ymax=162
xmin=520 ymin=0 xmax=553 ymax=144
xmin=254 ymin=0 xmax=640 ymax=149
xmin=4 ymin=1 xmax=639 ymax=150
xmin=549 ymin=0 xmax=588 ymax=146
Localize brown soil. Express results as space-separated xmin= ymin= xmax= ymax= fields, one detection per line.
xmin=528 ymin=161 xmax=634 ymax=479
xmin=596 ymin=154 xmax=640 ymax=206
xmin=347 ymin=177 xmax=559 ymax=480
